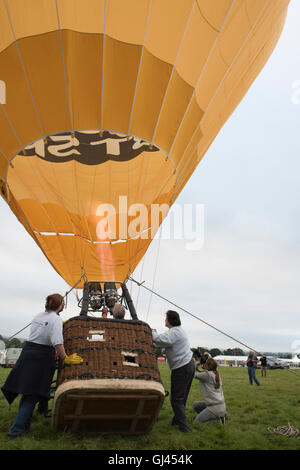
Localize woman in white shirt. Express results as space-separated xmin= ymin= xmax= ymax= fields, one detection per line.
xmin=2 ymin=293 xmax=67 ymax=439
xmin=193 ymin=358 xmax=226 ymax=425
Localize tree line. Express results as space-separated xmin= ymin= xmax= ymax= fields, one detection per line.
xmin=155 ymin=346 xmax=246 ymax=358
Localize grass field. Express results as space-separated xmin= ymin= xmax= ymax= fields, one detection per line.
xmin=0 ymin=364 xmax=299 ymax=451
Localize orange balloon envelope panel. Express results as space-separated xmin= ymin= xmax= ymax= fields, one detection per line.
xmin=0 ymin=0 xmax=290 ymax=287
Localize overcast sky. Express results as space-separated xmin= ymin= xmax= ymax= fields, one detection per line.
xmin=0 ymin=1 xmax=299 ymax=354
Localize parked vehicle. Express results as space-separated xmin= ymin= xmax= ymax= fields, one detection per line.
xmin=0 ymin=350 xmax=6 ymax=366
xmin=4 ymin=348 xmax=22 ymax=368
xmin=0 ymin=340 xmax=6 ymax=366
xmin=267 ymin=358 xmax=289 ymax=369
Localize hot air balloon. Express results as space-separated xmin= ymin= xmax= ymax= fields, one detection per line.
xmin=0 ymin=0 xmax=290 ymax=287
xmin=0 ymin=0 xmax=290 ymax=434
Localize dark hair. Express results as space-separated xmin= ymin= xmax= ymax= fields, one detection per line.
xmin=45 ymin=294 xmax=64 ymax=312
xmin=204 ymin=358 xmax=221 ymax=389
xmin=166 ymin=310 xmax=181 ymax=327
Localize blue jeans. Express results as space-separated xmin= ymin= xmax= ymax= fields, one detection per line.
xmin=248 ymin=366 xmax=260 ymax=386
xmin=9 ymin=395 xmax=39 ymax=437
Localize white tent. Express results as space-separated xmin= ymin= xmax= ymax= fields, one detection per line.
xmin=213 ymin=355 xmax=248 ymax=367
xmin=277 ymin=354 xmax=300 ymax=368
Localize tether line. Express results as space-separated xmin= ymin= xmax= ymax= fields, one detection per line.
xmin=6 ymin=269 xmax=87 ymax=342
xmin=129 ymin=276 xmax=300 ymax=378
xmin=130 ymin=276 xmax=258 ymax=352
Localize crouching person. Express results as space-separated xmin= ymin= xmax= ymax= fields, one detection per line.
xmin=193 ymin=358 xmax=226 ymax=425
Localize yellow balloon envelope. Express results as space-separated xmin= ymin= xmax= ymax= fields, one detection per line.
xmin=0 ymin=0 xmax=290 ymax=287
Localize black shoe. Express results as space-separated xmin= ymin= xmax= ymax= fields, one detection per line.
xmin=178 ymin=426 xmax=191 ymax=433
xmin=219 ymin=416 xmax=226 ymax=425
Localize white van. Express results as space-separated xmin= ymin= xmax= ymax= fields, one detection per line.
xmin=0 ymin=350 xmax=6 ymax=366
xmin=5 ymin=348 xmax=22 ymax=368
xmin=0 ymin=340 xmax=6 ymax=366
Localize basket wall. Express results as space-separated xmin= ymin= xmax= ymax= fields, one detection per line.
xmin=57 ymin=316 xmax=162 ymax=386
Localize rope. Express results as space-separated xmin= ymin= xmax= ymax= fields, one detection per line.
xmin=130 ymin=276 xmax=259 ymax=353
xmin=268 ymin=423 xmax=299 ymax=438
xmin=64 ymin=267 xmax=88 ymax=308
xmin=129 ymin=276 xmax=300 ymax=378
xmin=6 ymin=270 xmax=88 ymax=342
xmin=6 ymin=323 xmax=32 ymax=343
xmin=135 ymin=255 xmax=146 ymax=311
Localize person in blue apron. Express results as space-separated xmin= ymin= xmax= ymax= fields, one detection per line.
xmin=1 ymin=293 xmax=68 ymax=439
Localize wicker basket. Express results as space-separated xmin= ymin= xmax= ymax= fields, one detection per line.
xmin=52 ymin=316 xmax=165 ymax=434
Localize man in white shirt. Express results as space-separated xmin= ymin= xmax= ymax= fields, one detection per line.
xmin=152 ymin=310 xmax=194 ymax=432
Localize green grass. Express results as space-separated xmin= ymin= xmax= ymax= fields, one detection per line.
xmin=0 ymin=364 xmax=299 ymax=450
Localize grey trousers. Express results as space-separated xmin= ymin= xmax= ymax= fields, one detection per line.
xmin=170 ymin=358 xmax=195 ymax=430
xmin=192 ymin=401 xmax=217 ymax=424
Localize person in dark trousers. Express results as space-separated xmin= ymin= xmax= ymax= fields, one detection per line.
xmin=260 ymin=355 xmax=267 ymax=377
xmin=247 ymin=351 xmax=261 ymax=386
xmin=152 ymin=310 xmax=195 ymax=432
xmin=1 ymin=294 xmax=68 ymax=439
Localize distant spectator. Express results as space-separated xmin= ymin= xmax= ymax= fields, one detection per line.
xmin=247 ymin=351 xmax=260 ymax=386
xmin=260 ymin=355 xmax=267 ymax=377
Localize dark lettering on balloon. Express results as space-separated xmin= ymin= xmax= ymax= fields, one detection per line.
xmin=19 ymin=131 xmax=159 ymax=164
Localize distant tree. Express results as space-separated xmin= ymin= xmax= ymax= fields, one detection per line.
xmin=197 ymin=347 xmax=210 ymax=354
xmin=6 ymin=338 xmax=23 ymax=348
xmin=278 ymin=353 xmax=292 ymax=359
xmin=191 ymin=347 xmax=213 ymax=360
xmin=209 ymin=348 xmax=222 ymax=357
xmin=223 ymin=348 xmax=245 ymax=356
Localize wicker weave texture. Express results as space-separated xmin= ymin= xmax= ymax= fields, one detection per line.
xmin=57 ymin=316 xmax=162 ymax=385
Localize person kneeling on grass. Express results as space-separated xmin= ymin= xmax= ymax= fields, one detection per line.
xmin=192 ymin=358 xmax=226 ymax=425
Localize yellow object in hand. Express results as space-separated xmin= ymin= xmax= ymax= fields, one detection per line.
xmin=64 ymin=353 xmax=84 ymax=364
